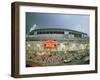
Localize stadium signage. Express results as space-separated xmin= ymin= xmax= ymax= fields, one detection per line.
xmin=44 ymin=40 xmax=57 ymax=48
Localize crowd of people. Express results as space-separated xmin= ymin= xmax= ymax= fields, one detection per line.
xmin=26 ymin=40 xmax=89 ymax=67
xmin=26 ymin=49 xmax=89 ymax=66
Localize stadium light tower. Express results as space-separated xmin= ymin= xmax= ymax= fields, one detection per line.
xmin=29 ymin=24 xmax=37 ymax=32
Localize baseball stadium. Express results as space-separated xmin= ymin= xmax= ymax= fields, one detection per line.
xmin=26 ymin=26 xmax=89 ymax=67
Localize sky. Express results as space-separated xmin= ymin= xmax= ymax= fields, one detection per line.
xmin=26 ymin=12 xmax=90 ymax=36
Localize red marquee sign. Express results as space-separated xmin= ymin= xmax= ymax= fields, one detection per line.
xmin=44 ymin=40 xmax=57 ymax=48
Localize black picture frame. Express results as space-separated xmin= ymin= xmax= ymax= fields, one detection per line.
xmin=11 ymin=2 xmax=98 ymax=78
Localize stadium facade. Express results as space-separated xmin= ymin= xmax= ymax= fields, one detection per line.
xmin=26 ymin=28 xmax=88 ymax=41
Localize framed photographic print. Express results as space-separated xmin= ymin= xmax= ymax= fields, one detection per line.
xmin=11 ymin=2 xmax=98 ymax=78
